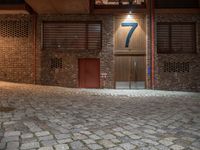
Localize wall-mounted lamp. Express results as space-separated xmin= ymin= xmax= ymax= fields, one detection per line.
xmin=127 ymin=11 xmax=133 ymax=19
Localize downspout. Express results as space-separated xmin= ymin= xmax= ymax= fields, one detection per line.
xmin=32 ymin=14 xmax=37 ymax=84
xmin=151 ymin=0 xmax=155 ymax=89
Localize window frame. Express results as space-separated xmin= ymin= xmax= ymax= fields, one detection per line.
xmin=157 ymin=22 xmax=197 ymax=54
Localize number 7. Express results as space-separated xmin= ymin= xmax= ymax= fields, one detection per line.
xmin=121 ymin=22 xmax=138 ymax=47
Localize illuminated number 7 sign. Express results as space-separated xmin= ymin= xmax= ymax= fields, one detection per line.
xmin=121 ymin=22 xmax=138 ymax=47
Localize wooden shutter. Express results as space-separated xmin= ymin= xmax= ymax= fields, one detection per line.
xmin=43 ymin=22 xmax=101 ymax=50
xmin=88 ymin=23 xmax=101 ymax=50
xmin=43 ymin=22 xmax=86 ymax=50
xmin=157 ymin=22 xmax=196 ymax=54
xmin=157 ymin=23 xmax=170 ymax=53
xmin=171 ymin=23 xmax=196 ymax=53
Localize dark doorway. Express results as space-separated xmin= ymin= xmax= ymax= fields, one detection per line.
xmin=79 ymin=58 xmax=100 ymax=88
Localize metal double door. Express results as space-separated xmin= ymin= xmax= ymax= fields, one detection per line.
xmin=115 ymin=56 xmax=146 ymax=89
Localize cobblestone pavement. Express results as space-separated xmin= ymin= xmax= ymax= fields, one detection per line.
xmin=0 ymin=81 xmax=200 ymax=150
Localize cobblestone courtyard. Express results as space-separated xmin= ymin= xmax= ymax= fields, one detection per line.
xmin=0 ymin=82 xmax=200 ymax=150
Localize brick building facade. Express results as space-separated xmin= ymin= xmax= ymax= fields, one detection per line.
xmin=154 ymin=14 xmax=200 ymax=91
xmin=0 ymin=0 xmax=199 ymax=92
xmin=0 ymin=15 xmax=34 ymax=83
xmin=38 ymin=15 xmax=114 ymax=88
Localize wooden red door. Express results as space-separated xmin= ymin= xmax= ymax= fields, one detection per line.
xmin=79 ymin=58 xmax=100 ymax=88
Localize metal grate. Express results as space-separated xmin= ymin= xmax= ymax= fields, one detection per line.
xmin=51 ymin=58 xmax=62 ymax=69
xmin=164 ymin=62 xmax=190 ymax=73
xmin=0 ymin=20 xmax=29 ymax=37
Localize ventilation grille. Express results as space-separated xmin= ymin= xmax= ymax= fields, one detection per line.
xmin=0 ymin=20 xmax=29 ymax=37
xmin=51 ymin=58 xmax=62 ymax=69
xmin=164 ymin=62 xmax=190 ymax=73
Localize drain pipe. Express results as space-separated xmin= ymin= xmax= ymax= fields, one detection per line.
xmin=150 ymin=0 xmax=155 ymax=89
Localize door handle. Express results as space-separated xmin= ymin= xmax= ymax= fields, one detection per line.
xmin=134 ymin=61 xmax=137 ymax=81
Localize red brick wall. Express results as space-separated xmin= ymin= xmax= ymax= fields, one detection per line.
xmin=0 ymin=15 xmax=34 ymax=83
xmin=0 ymin=13 xmax=199 ymax=92
xmin=154 ymin=14 xmax=200 ymax=92
xmin=37 ymin=15 xmax=114 ymax=88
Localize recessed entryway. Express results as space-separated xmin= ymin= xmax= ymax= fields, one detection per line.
xmin=115 ymin=56 xmax=146 ymax=89
xmin=78 ymin=58 xmax=100 ymax=88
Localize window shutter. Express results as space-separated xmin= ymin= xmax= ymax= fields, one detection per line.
xmin=43 ymin=22 xmax=102 ymax=50
xmin=157 ymin=23 xmax=196 ymax=54
xmin=88 ymin=23 xmax=101 ymax=50
xmin=171 ymin=24 xmax=195 ymax=53
xmin=157 ymin=24 xmax=170 ymax=53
